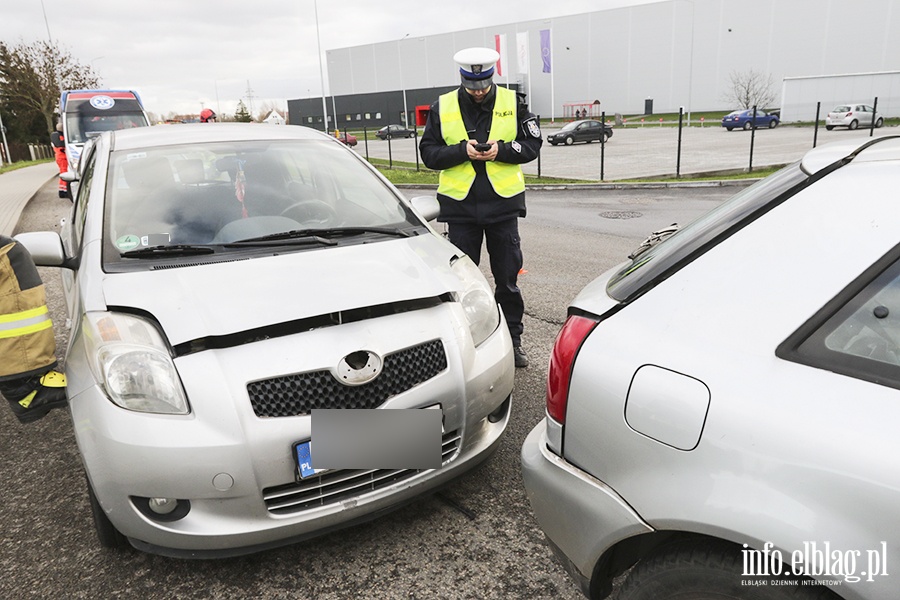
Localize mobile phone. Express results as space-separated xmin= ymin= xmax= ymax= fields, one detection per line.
xmin=474 ymin=143 xmax=491 ymax=152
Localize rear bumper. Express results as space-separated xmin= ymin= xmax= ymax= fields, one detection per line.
xmin=520 ymin=420 xmax=654 ymax=593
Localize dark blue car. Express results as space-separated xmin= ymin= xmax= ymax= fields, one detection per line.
xmin=721 ymin=109 xmax=779 ymax=131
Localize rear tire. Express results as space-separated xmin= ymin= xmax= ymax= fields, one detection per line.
xmin=875 ymin=117 xmax=884 ymax=128
xmin=825 ymin=125 xmax=834 ymax=131
xmin=86 ymin=475 xmax=128 ymax=549
xmin=849 ymin=120 xmax=858 ymax=130
xmin=616 ymin=539 xmax=839 ymax=600
xmin=742 ymin=122 xmax=752 ymax=131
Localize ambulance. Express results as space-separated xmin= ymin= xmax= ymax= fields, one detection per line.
xmin=59 ymin=89 xmax=150 ymax=174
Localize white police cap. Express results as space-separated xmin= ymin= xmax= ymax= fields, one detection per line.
xmin=453 ymin=47 xmax=500 ymax=90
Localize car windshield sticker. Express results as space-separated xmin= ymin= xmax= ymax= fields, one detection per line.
xmin=511 ymin=141 xmax=522 ymax=153
xmin=89 ymin=95 xmax=116 ymax=110
xmin=526 ymin=119 xmax=541 ymax=138
xmin=116 ymin=235 xmax=141 ymax=251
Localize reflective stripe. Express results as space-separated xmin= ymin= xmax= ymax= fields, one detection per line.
xmin=0 ymin=305 xmax=49 ymax=324
xmin=0 ymin=306 xmax=52 ymax=339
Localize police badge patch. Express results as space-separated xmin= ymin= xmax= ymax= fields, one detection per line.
xmin=525 ymin=118 xmax=541 ymax=139
xmin=511 ymin=141 xmax=522 ymax=153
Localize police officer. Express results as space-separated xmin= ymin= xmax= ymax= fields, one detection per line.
xmin=0 ymin=235 xmax=67 ymax=424
xmin=420 ymin=47 xmax=542 ymax=368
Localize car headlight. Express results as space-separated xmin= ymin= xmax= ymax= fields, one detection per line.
xmin=452 ymin=256 xmax=501 ymax=347
xmin=83 ymin=312 xmax=189 ymax=414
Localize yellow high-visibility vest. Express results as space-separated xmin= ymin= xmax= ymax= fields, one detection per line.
xmin=0 ymin=242 xmax=57 ymax=379
xmin=437 ymin=87 xmax=526 ymax=200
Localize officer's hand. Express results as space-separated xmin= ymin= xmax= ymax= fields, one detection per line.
xmin=466 ymin=140 xmax=499 ymax=161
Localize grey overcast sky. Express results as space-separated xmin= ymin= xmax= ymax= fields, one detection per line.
xmin=1 ymin=0 xmax=655 ymax=119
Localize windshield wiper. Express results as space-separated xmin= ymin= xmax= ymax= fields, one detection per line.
xmin=628 ymin=223 xmax=679 ymax=260
xmin=121 ymin=244 xmax=216 ymax=258
xmin=224 ymin=234 xmax=337 ymax=247
xmin=234 ymin=226 xmax=413 ymax=244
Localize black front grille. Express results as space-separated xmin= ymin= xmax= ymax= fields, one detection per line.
xmin=263 ymin=429 xmax=461 ymax=515
xmin=247 ymin=339 xmax=448 ymax=417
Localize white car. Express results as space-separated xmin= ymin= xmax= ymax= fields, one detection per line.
xmin=522 ymin=135 xmax=900 ymax=599
xmin=18 ymin=123 xmax=514 ymax=557
xmin=825 ymin=104 xmax=884 ymax=130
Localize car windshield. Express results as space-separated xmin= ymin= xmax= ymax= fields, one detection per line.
xmin=103 ymin=139 xmax=419 ymax=263
xmin=607 ymin=162 xmax=809 ymax=302
xmin=558 ymin=122 xmax=579 ymax=132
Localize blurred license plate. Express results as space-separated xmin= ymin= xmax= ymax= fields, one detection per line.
xmin=294 ymin=440 xmax=328 ymax=479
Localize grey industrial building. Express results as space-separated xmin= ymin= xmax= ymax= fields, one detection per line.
xmin=288 ymin=0 xmax=900 ymax=130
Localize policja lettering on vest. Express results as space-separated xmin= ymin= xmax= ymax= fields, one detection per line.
xmin=419 ymin=47 xmax=542 ymax=369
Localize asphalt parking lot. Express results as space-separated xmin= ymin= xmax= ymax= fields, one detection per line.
xmin=357 ymin=122 xmax=898 ymax=180
xmin=1 ymin=177 xmax=737 ymax=599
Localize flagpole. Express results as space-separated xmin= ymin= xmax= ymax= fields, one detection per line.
xmin=550 ymin=26 xmax=555 ymax=123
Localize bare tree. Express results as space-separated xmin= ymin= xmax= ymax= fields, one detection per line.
xmin=722 ymin=69 xmax=777 ymax=110
xmin=0 ymin=39 xmax=101 ymax=139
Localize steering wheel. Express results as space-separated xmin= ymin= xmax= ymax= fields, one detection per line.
xmin=280 ymin=199 xmax=338 ymax=226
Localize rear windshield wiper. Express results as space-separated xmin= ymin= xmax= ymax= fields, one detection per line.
xmin=628 ymin=223 xmax=679 ymax=260
xmin=234 ymin=227 xmax=413 ymax=244
xmin=120 ymin=244 xmax=216 ymax=258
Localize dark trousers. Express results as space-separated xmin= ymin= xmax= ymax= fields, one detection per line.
xmin=448 ymin=219 xmax=524 ymax=346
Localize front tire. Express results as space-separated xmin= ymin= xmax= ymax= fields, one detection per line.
xmin=565 ymin=135 xmax=574 ymax=145
xmin=616 ymin=539 xmax=838 ymax=600
xmin=86 ymin=475 xmax=128 ymax=549
xmin=768 ymin=120 xmax=777 ymax=129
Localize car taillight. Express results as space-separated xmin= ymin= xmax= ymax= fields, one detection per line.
xmin=546 ymin=314 xmax=599 ymax=424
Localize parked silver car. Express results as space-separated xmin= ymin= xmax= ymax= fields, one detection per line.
xmin=826 ymin=104 xmax=884 ymax=130
xmin=17 ymin=123 xmax=514 ymax=557
xmin=522 ymin=135 xmax=900 ymax=599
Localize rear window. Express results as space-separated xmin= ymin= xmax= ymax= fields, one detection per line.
xmin=777 ymin=245 xmax=900 ymax=390
xmin=833 ymin=106 xmax=851 ymax=112
xmin=606 ymin=163 xmax=808 ymax=302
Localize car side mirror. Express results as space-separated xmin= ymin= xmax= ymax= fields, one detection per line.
xmin=410 ymin=196 xmax=440 ymax=222
xmin=13 ymin=231 xmax=77 ymax=270
xmin=61 ymin=171 xmax=79 ymax=182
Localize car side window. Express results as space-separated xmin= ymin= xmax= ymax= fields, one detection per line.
xmin=777 ymin=246 xmax=900 ymax=390
xmin=70 ymin=145 xmax=98 ymax=253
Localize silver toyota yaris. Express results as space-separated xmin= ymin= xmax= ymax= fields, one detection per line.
xmin=18 ymin=123 xmax=514 ymax=557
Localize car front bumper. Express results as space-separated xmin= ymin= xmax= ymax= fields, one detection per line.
xmin=68 ymin=302 xmax=514 ymax=557
xmin=520 ymin=420 xmax=654 ymax=595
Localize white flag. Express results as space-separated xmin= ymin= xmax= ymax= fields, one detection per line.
xmin=494 ymin=34 xmax=508 ymax=77
xmin=516 ymin=32 xmax=529 ymax=74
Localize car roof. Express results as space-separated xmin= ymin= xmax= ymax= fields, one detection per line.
xmin=800 ymin=135 xmax=900 ymax=175
xmin=109 ymin=123 xmax=333 ymax=152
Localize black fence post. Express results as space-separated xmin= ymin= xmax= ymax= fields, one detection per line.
xmin=749 ymin=105 xmax=757 ymax=173
xmin=871 ymin=96 xmax=879 ymax=138
xmin=537 ymin=114 xmax=542 ymax=179
xmin=676 ymin=107 xmax=684 ymax=178
xmin=364 ymin=127 xmax=369 ymax=161
xmin=600 ymin=111 xmax=606 ymax=181
xmin=813 ymin=102 xmax=820 ymax=148
xmin=387 ymin=134 xmax=393 ymax=169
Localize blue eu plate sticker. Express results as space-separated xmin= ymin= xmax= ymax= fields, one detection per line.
xmin=295 ymin=441 xmax=325 ymax=479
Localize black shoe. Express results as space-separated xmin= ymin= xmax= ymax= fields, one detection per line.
xmin=513 ymin=346 xmax=529 ymax=369
xmin=8 ymin=371 xmax=68 ymax=424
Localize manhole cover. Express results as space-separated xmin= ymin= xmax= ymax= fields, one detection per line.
xmin=600 ymin=211 xmax=643 ymax=220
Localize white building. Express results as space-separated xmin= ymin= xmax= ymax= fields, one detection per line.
xmin=320 ymin=0 xmax=900 ymax=122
